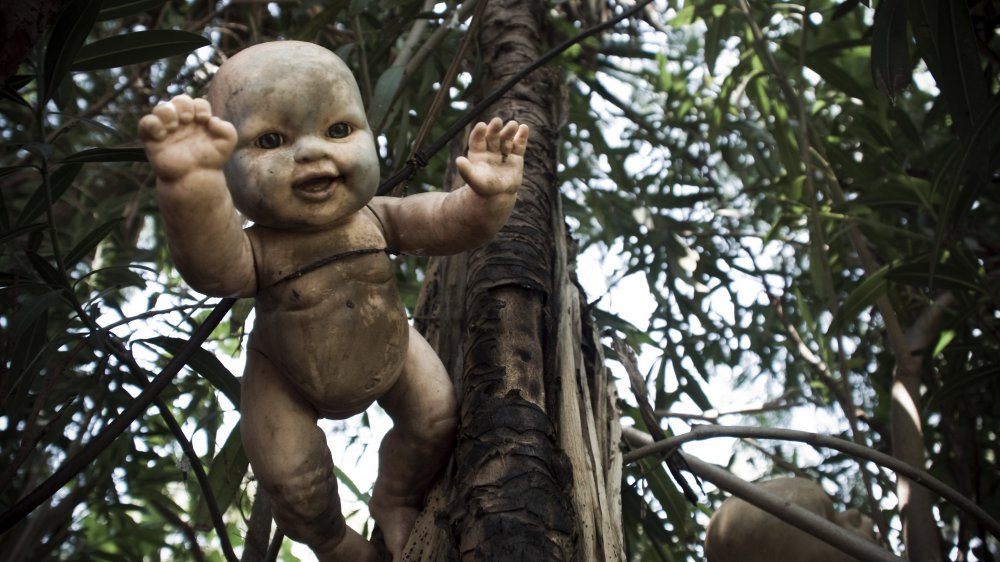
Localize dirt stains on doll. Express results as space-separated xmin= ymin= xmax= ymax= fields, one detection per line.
xmin=138 ymin=40 xmax=529 ymax=562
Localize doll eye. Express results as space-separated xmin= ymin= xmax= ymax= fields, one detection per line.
xmin=327 ymin=122 xmax=352 ymax=139
xmin=255 ymin=132 xmax=283 ymax=149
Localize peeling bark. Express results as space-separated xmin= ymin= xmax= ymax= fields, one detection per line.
xmin=401 ymin=0 xmax=623 ymax=560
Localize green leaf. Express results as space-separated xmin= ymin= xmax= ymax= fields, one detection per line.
xmin=65 ymin=218 xmax=123 ymax=268
xmin=84 ymin=265 xmax=149 ymax=291
xmin=870 ymin=0 xmax=911 ymax=103
xmin=828 ymin=264 xmax=889 ymax=335
xmin=931 ymin=364 xmax=1000 ymax=407
xmin=368 ymin=65 xmax=405 ymax=129
xmin=145 ymin=336 xmax=241 ymax=408
xmin=61 ymin=147 xmax=148 ymax=163
xmin=192 ymin=423 xmax=248 ymax=531
xmin=17 ymin=162 xmax=83 ymax=227
xmin=929 ymin=0 xmax=988 ymax=138
xmin=932 ymin=330 xmax=955 ymax=357
xmin=1 ymin=75 xmax=33 ymax=108
xmin=0 ymin=223 xmax=47 ymax=247
xmin=333 ymin=465 xmax=370 ymax=501
xmin=228 ymin=298 xmax=255 ymax=337
xmin=11 ymin=290 xmax=67 ymax=339
xmin=885 ymin=256 xmax=987 ymax=295
xmin=28 ymin=252 xmax=67 ymax=288
xmin=42 ymin=0 xmax=103 ymax=104
xmin=97 ymin=0 xmax=167 ymax=21
xmin=8 ymin=300 xmax=51 ymax=383
xmin=72 ymin=30 xmax=210 ymax=71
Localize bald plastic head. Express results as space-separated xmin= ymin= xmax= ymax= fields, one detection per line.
xmin=207 ymin=41 xmax=364 ymax=124
xmin=203 ymin=41 xmax=381 ymax=229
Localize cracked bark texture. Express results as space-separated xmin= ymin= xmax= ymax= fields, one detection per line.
xmin=401 ymin=1 xmax=623 ymax=560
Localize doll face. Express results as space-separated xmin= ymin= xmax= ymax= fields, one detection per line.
xmin=209 ymin=42 xmax=380 ymax=230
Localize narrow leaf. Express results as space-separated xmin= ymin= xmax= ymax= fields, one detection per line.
xmin=933 ymin=0 xmax=988 ymax=138
xmin=72 ymin=30 xmax=210 ymax=71
xmin=9 ymin=307 xmax=50 ymax=384
xmin=10 ymin=291 xmax=67 ymax=339
xmin=0 ymin=223 xmax=47 ymax=247
xmin=42 ymin=0 xmax=103 ymax=104
xmin=931 ymin=365 xmax=1000 ymax=407
xmin=1 ymin=75 xmax=32 ymax=108
xmin=61 ymin=147 xmax=147 ymax=163
xmin=192 ymin=423 xmax=249 ymax=531
xmin=368 ymin=65 xmax=405 ymax=129
xmin=828 ymin=265 xmax=889 ymax=335
xmin=932 ymin=330 xmax=956 ymax=358
xmin=333 ymin=465 xmax=370 ymax=501
xmin=145 ymin=336 xmax=241 ymax=408
xmin=17 ymin=162 xmax=83 ymax=227
xmin=97 ymin=0 xmax=166 ymax=21
xmin=64 ymin=218 xmax=123 ymax=268
xmin=870 ymin=0 xmax=910 ymax=103
xmin=27 ymin=252 xmax=66 ymax=289
xmin=885 ymin=254 xmax=987 ymax=295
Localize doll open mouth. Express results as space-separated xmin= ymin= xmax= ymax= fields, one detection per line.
xmin=293 ymin=175 xmax=340 ymax=201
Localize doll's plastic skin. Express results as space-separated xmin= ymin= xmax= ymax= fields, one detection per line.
xmin=137 ymin=41 xmax=528 ymax=562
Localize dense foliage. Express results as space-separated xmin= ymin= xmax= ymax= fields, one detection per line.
xmin=0 ymin=0 xmax=997 ymax=560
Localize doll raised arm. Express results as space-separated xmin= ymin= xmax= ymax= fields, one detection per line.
xmin=138 ymin=95 xmax=257 ymax=297
xmin=370 ymin=117 xmax=529 ymax=255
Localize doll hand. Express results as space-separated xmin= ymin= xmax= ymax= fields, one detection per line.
xmin=138 ymin=95 xmax=237 ymax=183
xmin=455 ymin=118 xmax=529 ymax=197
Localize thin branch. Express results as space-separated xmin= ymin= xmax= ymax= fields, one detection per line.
xmin=100 ymin=300 xmax=216 ymax=331
xmin=624 ymin=427 xmax=904 ymax=562
xmin=0 ymin=299 xmax=237 ymax=535
xmin=377 ymin=0 xmax=659 ymax=194
xmin=151 ymin=498 xmax=207 ymax=562
xmin=622 ymin=424 xmax=1000 ymax=540
xmin=653 ymin=397 xmax=805 ymax=422
xmin=610 ymin=331 xmax=700 ymax=503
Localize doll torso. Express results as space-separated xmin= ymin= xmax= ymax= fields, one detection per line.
xmin=246 ymin=211 xmax=408 ymax=418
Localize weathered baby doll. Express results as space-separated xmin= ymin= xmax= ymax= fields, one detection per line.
xmin=138 ymin=40 xmax=528 ymax=562
xmin=705 ymin=477 xmax=878 ymax=562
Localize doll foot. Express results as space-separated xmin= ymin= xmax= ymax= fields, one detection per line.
xmin=312 ymin=526 xmax=379 ymax=562
xmin=369 ymin=498 xmax=420 ymax=561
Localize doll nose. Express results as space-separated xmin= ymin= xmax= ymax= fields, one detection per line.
xmin=293 ymin=136 xmax=329 ymax=162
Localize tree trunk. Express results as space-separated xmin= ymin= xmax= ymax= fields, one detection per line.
xmin=890 ymin=294 xmax=953 ymax=562
xmin=400 ymin=1 xmax=623 ymax=560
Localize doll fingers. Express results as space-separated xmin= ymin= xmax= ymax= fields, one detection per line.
xmin=150 ymin=101 xmax=179 ymax=131
xmin=168 ymin=94 xmax=196 ymax=123
xmin=467 ymin=121 xmax=488 ymax=153
xmin=137 ymin=113 xmax=167 ymax=142
xmin=484 ymin=117 xmax=503 ymax=153
xmin=207 ymin=116 xmax=238 ymax=143
xmin=192 ymin=98 xmax=213 ymax=124
xmin=510 ymin=124 xmax=529 ymax=156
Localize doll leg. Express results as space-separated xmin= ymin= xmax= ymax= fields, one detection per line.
xmin=241 ymin=349 xmax=378 ymax=562
xmin=370 ymin=326 xmax=458 ymax=560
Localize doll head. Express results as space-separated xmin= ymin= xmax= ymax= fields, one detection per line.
xmin=207 ymin=41 xmax=380 ymax=230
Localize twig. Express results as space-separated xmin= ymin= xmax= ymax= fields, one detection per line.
xmin=151 ymin=498 xmax=208 ymax=562
xmin=622 ymin=424 xmax=1000 ymax=540
xmin=654 ymin=397 xmax=804 ymax=422
xmin=0 ymin=298 xmax=237 ymax=535
xmin=624 ymin=427 xmax=904 ymax=562
xmin=609 ymin=331 xmax=700 ymax=504
xmin=377 ymin=0 xmax=659 ymax=195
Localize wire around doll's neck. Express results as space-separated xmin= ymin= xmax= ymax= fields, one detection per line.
xmin=269 ymin=246 xmax=388 ymax=287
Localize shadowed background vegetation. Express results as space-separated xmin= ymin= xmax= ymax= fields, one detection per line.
xmin=1 ymin=0 xmax=997 ymax=560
